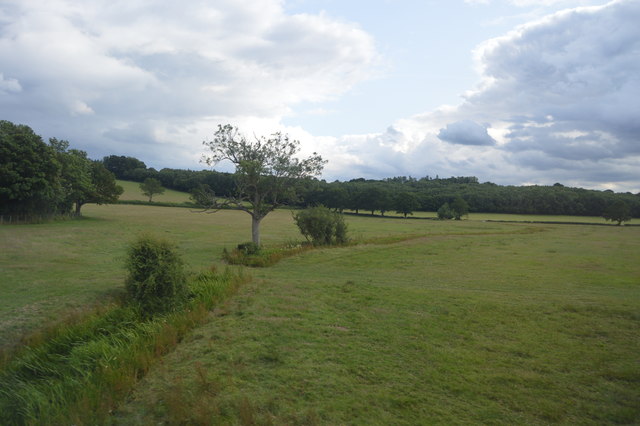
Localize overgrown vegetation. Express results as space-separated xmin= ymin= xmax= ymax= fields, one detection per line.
xmin=125 ymin=234 xmax=189 ymax=317
xmin=0 ymin=235 xmax=249 ymax=425
xmin=293 ymin=205 xmax=348 ymax=245
xmin=222 ymin=241 xmax=312 ymax=267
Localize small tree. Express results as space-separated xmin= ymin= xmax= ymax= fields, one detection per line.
xmin=294 ymin=206 xmax=348 ymax=246
xmin=201 ymin=124 xmax=326 ymax=246
xmin=603 ymin=200 xmax=632 ymax=225
xmin=124 ymin=234 xmax=188 ymax=316
xmin=450 ymin=196 xmax=470 ymax=220
xmin=437 ymin=203 xmax=454 ymax=220
xmin=140 ymin=177 xmax=165 ymax=202
xmin=395 ymin=192 xmax=419 ymax=218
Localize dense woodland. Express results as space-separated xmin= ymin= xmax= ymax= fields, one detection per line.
xmin=102 ymin=154 xmax=640 ymax=218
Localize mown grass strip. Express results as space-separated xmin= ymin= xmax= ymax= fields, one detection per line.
xmin=0 ymin=267 xmax=249 ymax=425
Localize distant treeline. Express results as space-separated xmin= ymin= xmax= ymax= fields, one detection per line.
xmin=103 ymin=155 xmax=640 ymax=218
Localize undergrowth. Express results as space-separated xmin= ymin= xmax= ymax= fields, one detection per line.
xmin=0 ymin=267 xmax=249 ymax=425
xmin=222 ymin=241 xmax=315 ymax=267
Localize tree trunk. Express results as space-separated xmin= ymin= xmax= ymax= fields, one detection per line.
xmin=75 ymin=202 xmax=83 ymax=216
xmin=251 ymin=215 xmax=262 ymax=246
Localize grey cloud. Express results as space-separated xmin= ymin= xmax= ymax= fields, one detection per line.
xmin=471 ymin=0 xmax=640 ymax=160
xmin=0 ymin=0 xmax=376 ymax=168
xmin=437 ymin=120 xmax=496 ymax=146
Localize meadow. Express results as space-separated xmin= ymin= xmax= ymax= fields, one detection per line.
xmin=1 ymin=204 xmax=638 ymax=424
xmin=117 ymin=180 xmax=192 ymax=203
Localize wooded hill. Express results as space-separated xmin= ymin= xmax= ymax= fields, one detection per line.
xmin=103 ymin=155 xmax=640 ymax=218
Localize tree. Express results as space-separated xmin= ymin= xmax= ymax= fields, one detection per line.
xmin=102 ymin=155 xmax=147 ymax=180
xmin=437 ymin=203 xmax=454 ymax=220
xmin=201 ymin=124 xmax=326 ymax=246
xmin=72 ymin=161 xmax=123 ymax=215
xmin=0 ymin=121 xmax=61 ymax=216
xmin=50 ymin=138 xmax=94 ymax=215
xmin=450 ymin=196 xmax=470 ymax=220
xmin=603 ymin=200 xmax=632 ymax=225
xmin=51 ymin=139 xmax=123 ymax=215
xmin=139 ymin=177 xmax=165 ymax=202
xmin=395 ymin=192 xmax=419 ymax=218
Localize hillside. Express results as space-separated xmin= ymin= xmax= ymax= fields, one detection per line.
xmin=117 ymin=180 xmax=191 ymax=203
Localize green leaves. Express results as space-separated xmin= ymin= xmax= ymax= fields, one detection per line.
xmin=201 ymin=124 xmax=327 ymax=245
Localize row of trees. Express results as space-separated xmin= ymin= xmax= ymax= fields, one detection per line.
xmin=1 ymin=121 xmax=122 ymax=217
xmin=102 ymin=153 xmax=639 ymax=220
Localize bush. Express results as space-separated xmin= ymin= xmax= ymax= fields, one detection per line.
xmin=125 ymin=234 xmax=188 ymax=316
xmin=293 ymin=206 xmax=348 ymax=246
xmin=237 ymin=241 xmax=260 ymax=255
xmin=437 ymin=203 xmax=454 ymax=220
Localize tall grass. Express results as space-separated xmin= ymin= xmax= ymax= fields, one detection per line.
xmin=0 ymin=268 xmax=249 ymax=425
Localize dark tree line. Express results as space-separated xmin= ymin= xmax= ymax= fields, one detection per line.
xmin=102 ymin=154 xmax=639 ymax=219
xmin=300 ymin=178 xmax=639 ymax=218
xmin=1 ymin=121 xmax=122 ymax=218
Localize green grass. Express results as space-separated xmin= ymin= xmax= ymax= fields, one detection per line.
xmin=116 ymin=180 xmax=192 ymax=203
xmin=0 ymin=204 xmax=299 ymax=350
xmin=0 ymin=268 xmax=248 ymax=424
xmin=1 ymin=205 xmax=639 ymax=424
xmin=114 ymin=216 xmax=639 ymax=424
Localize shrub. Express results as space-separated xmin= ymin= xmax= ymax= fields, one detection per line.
xmin=437 ymin=203 xmax=454 ymax=220
xmin=125 ymin=234 xmax=188 ymax=316
xmin=237 ymin=241 xmax=260 ymax=255
xmin=293 ymin=206 xmax=348 ymax=246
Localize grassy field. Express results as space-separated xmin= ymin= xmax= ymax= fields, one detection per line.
xmin=117 ymin=180 xmax=192 ymax=203
xmin=1 ymin=204 xmax=639 ymax=424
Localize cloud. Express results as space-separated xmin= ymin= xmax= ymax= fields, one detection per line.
xmin=437 ymin=120 xmax=497 ymax=146
xmin=336 ymin=0 xmax=639 ymax=192
xmin=0 ymin=0 xmax=377 ymax=163
xmin=0 ymin=73 xmax=21 ymax=93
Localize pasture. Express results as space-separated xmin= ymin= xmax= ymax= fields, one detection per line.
xmin=1 ymin=204 xmax=639 ymax=424
xmin=117 ymin=179 xmax=192 ymax=203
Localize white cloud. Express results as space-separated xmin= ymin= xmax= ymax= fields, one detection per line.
xmin=0 ymin=73 xmax=21 ymax=93
xmin=0 ymin=0 xmax=377 ymax=164
xmin=321 ymin=0 xmax=639 ymax=192
xmin=1 ymin=0 xmax=638 ymax=193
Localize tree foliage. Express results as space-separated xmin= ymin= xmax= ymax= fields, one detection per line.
xmin=395 ymin=192 xmax=419 ymax=218
xmin=0 ymin=121 xmax=122 ymax=217
xmin=603 ymin=200 xmax=632 ymax=225
xmin=201 ymin=124 xmax=326 ymax=245
xmin=124 ymin=234 xmax=188 ymax=316
xmin=293 ymin=206 xmax=348 ymax=246
xmin=450 ymin=196 xmax=470 ymax=220
xmin=139 ymin=178 xmax=165 ymax=202
xmin=0 ymin=121 xmax=61 ymax=215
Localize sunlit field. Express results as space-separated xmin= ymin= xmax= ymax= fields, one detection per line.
xmin=1 ymin=204 xmax=638 ymax=423
xmin=116 ymin=180 xmax=192 ymax=203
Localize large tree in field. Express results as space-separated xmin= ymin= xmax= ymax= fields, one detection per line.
xmin=603 ymin=200 xmax=632 ymax=225
xmin=201 ymin=124 xmax=326 ymax=246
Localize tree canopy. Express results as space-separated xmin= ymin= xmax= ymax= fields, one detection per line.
xmin=1 ymin=120 xmax=122 ymax=218
xmin=603 ymin=200 xmax=632 ymax=225
xmin=201 ymin=124 xmax=326 ymax=245
xmin=139 ymin=178 xmax=165 ymax=202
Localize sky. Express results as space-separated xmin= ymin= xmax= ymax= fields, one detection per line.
xmin=1 ymin=0 xmax=638 ymax=192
